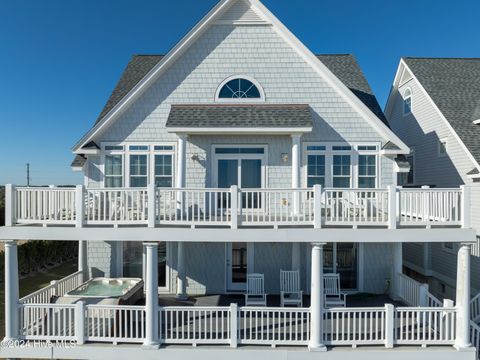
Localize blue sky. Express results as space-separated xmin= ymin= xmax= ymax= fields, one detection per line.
xmin=1 ymin=0 xmax=479 ymax=185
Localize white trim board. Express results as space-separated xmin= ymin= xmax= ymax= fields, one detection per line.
xmin=72 ymin=0 xmax=409 ymax=156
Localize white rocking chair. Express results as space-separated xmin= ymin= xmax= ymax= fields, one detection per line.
xmin=280 ymin=270 xmax=303 ymax=307
xmin=324 ymin=273 xmax=347 ymax=307
xmin=245 ymin=273 xmax=267 ymax=306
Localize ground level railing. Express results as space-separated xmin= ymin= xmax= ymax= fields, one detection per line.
xmin=16 ymin=303 xmax=459 ymax=349
xmin=6 ymin=184 xmax=469 ymax=228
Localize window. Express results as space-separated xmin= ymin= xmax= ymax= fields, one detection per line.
xmin=332 ymin=155 xmax=351 ymax=188
xmin=129 ymin=154 xmax=148 ymax=187
xmin=332 ymin=145 xmax=352 ymax=151
xmin=358 ymin=155 xmax=376 ymax=188
xmin=403 ymin=88 xmax=412 ymax=115
xmin=307 ymin=155 xmax=325 ymax=187
xmin=442 ymin=242 xmax=456 ymax=254
xmin=398 ymin=154 xmax=415 ymax=186
xmin=215 ymin=147 xmax=265 ymax=154
xmin=105 ymin=155 xmax=123 ymax=187
xmin=216 ymin=77 xmax=264 ymax=100
xmin=438 ymin=139 xmax=447 ymax=157
xmin=123 ymin=242 xmax=168 ymax=288
xmin=155 ymin=154 xmax=173 ymax=187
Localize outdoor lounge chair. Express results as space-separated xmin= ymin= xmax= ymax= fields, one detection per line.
xmin=245 ymin=273 xmax=267 ymax=306
xmin=324 ymin=273 xmax=347 ymax=307
xmin=280 ymin=270 xmax=303 ymax=307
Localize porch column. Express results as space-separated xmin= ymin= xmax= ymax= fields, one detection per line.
xmin=392 ymin=242 xmax=402 ymax=299
xmin=4 ymin=240 xmax=19 ymax=341
xmin=143 ymin=242 xmax=159 ymax=348
xmin=309 ymin=242 xmax=326 ymax=351
xmin=292 ymin=243 xmax=301 ymax=271
xmin=78 ymin=240 xmax=87 ymax=283
xmin=291 ymin=134 xmax=301 ymax=214
xmin=176 ymin=135 xmax=187 ymax=188
xmin=455 ymin=243 xmax=472 ymax=350
xmin=176 ymin=242 xmax=187 ymax=300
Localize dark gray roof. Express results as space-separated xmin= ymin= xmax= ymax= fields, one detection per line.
xmin=71 ymin=155 xmax=86 ymax=168
xmin=467 ymin=168 xmax=479 ymax=176
xmin=166 ymin=104 xmax=313 ymax=128
xmin=93 ymin=54 xmax=386 ymax=127
xmin=316 ymin=55 xmax=388 ymax=125
xmin=382 ymin=141 xmax=401 ymax=151
xmin=404 ymin=57 xmax=480 ymax=166
xmin=95 ymin=55 xmax=164 ymax=124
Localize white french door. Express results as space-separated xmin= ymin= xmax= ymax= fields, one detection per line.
xmin=226 ymin=242 xmax=254 ymax=292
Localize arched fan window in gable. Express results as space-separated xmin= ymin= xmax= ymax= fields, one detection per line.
xmin=217 ymin=77 xmax=263 ymax=100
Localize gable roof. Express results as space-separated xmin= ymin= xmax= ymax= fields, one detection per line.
xmin=73 ymin=0 xmax=408 ymax=154
xmin=402 ymin=57 xmax=480 ymax=168
xmin=166 ymin=104 xmax=313 ymax=131
xmin=94 ymin=54 xmax=387 ymax=131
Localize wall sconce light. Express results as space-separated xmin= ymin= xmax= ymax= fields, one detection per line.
xmin=281 ymin=153 xmax=289 ymax=163
xmin=191 ymin=153 xmax=200 ymax=162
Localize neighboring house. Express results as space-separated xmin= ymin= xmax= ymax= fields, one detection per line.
xmin=0 ymin=1 xmax=476 ymax=359
xmin=385 ymin=58 xmax=480 ymax=300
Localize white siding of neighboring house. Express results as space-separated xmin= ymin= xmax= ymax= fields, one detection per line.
xmin=387 ymin=67 xmax=480 ymax=296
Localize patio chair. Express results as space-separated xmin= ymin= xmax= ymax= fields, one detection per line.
xmin=280 ymin=270 xmax=303 ymax=307
xmin=245 ymin=273 xmax=267 ymax=306
xmin=324 ymin=273 xmax=347 ymax=307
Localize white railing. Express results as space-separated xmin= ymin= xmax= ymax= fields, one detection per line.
xmin=239 ymin=307 xmax=311 ymax=345
xmin=15 ymin=187 xmax=76 ymax=224
xmin=470 ymin=321 xmax=480 ymax=358
xmin=398 ymin=188 xmax=462 ymax=225
xmin=471 ymin=293 xmax=480 ymax=323
xmin=56 ymin=270 xmax=83 ymax=296
xmin=160 ymin=306 xmax=232 ymax=345
xmin=395 ymin=307 xmax=456 ymax=345
xmin=323 ymin=307 xmax=386 ymax=346
xmin=396 ymin=273 xmax=424 ymax=306
xmin=157 ymin=188 xmax=232 ymax=225
xmin=241 ymin=188 xmax=314 ymax=226
xmin=323 ymin=189 xmax=389 ymax=226
xmin=6 ymin=184 xmax=467 ymax=228
xmin=19 ymin=271 xmax=83 ymax=304
xmin=425 ymin=292 xmax=443 ymax=308
xmin=85 ymin=188 xmax=149 ymax=224
xmin=86 ymin=305 xmax=146 ymax=343
xmin=19 ymin=303 xmax=76 ymax=340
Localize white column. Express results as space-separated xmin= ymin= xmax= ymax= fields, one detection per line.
xmin=291 ymin=134 xmax=301 ymax=215
xmin=143 ymin=242 xmax=159 ymax=348
xmin=78 ymin=240 xmax=87 ymax=283
xmin=176 ymin=135 xmax=187 ymax=188
xmin=176 ymin=242 xmax=187 ymax=300
xmin=4 ymin=240 xmax=19 ymax=341
xmin=292 ymin=243 xmax=301 ymax=271
xmin=455 ymin=243 xmax=472 ymax=350
xmin=309 ymin=243 xmax=326 ymax=351
xmin=142 ymin=244 xmax=147 ymax=294
xmin=392 ymin=242 xmax=402 ymax=299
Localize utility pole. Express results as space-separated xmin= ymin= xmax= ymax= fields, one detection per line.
xmin=26 ymin=163 xmax=30 ymax=187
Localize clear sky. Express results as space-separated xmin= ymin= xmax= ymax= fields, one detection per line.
xmin=1 ymin=0 xmax=479 ymax=185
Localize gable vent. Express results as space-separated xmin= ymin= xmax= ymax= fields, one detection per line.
xmin=215 ymin=0 xmax=269 ymax=24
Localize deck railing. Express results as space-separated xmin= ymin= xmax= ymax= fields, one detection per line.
xmin=5 ymin=184 xmax=470 ymax=229
xmin=17 ymin=303 xmax=460 ymax=349
xmin=19 ymin=270 xmax=83 ymax=304
xmin=471 ymin=293 xmax=480 ymax=323
xmin=395 ymin=272 xmax=443 ymax=308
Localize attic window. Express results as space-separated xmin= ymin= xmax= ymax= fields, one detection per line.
xmin=216 ymin=76 xmax=264 ymax=102
xmin=403 ymin=88 xmax=412 ymax=115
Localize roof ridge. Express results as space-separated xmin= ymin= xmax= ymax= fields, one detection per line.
xmin=404 ymin=57 xmax=480 ymax=60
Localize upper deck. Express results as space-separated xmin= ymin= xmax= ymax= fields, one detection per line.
xmin=4 ymin=184 xmax=471 ymax=231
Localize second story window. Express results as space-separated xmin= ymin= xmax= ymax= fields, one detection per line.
xmin=403 ymin=88 xmax=412 ymax=115
xmin=129 ymin=154 xmax=148 ymax=187
xmin=332 ymin=155 xmax=351 ymax=188
xmin=358 ymin=155 xmax=376 ymax=188
xmin=307 ymin=154 xmax=325 ymax=187
xmin=438 ymin=138 xmax=447 ymax=157
xmin=216 ymin=76 xmax=264 ymax=102
xmin=154 ymin=154 xmax=173 ymax=187
xmin=105 ymin=154 xmax=123 ymax=187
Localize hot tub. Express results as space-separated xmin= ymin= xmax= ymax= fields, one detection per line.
xmin=56 ymin=277 xmax=143 ymax=305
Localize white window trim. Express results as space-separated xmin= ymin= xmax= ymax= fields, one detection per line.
xmin=438 ymin=138 xmax=448 ymax=158
xmin=303 ymin=142 xmax=381 ymax=188
xmin=211 ymin=144 xmax=268 ymax=188
xmin=403 ymin=87 xmax=413 ymax=116
xmin=214 ymin=75 xmax=265 ymax=103
xmin=101 ymin=142 xmax=177 ymax=188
